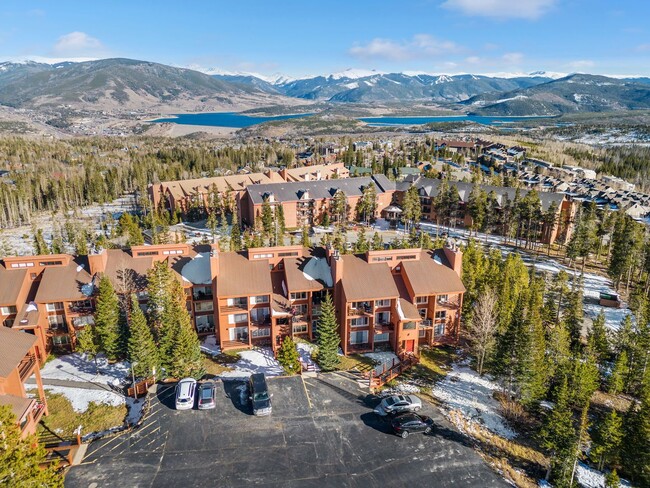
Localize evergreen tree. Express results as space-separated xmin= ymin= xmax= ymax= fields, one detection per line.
xmin=355 ymin=227 xmax=369 ymax=253
xmin=127 ymin=295 xmax=159 ymax=379
xmin=467 ymin=185 xmax=488 ymax=235
xmin=94 ymin=275 xmax=123 ymax=360
xmin=539 ymin=376 xmax=577 ymax=484
xmin=75 ymin=324 xmax=100 ymax=374
xmin=33 ymin=228 xmax=49 ymax=255
xmin=371 ymin=231 xmax=383 ymax=251
xmin=146 ymin=261 xmax=174 ymax=340
xmin=621 ymin=392 xmax=650 ymax=486
xmin=608 ymin=350 xmax=628 ymax=395
xmin=277 ymin=336 xmax=301 ymax=375
xmin=332 ymin=190 xmax=347 ymax=227
xmin=401 ymin=185 xmax=421 ymax=232
xmin=230 ymin=219 xmax=242 ymax=251
xmin=604 ymin=470 xmax=620 ymax=488
xmin=591 ymin=410 xmax=623 ymax=471
xmin=356 ymin=182 xmax=378 ymax=224
xmin=316 ymin=293 xmax=341 ymax=371
xmin=0 ymin=405 xmax=63 ymax=487
xmin=261 ymin=198 xmax=274 ymax=237
xmin=301 ymin=226 xmax=311 ymax=248
xmin=564 ymin=279 xmax=585 ymax=351
xmin=522 ymin=276 xmax=549 ymax=405
xmin=276 ymin=204 xmax=286 ymax=244
xmin=588 ymin=310 xmax=610 ymax=363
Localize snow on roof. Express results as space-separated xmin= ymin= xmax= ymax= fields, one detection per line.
xmin=181 ymin=252 xmax=212 ymax=285
xmin=301 ymin=256 xmax=333 ymax=288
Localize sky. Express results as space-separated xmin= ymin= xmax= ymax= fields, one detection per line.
xmin=1 ymin=1 xmax=650 ymax=78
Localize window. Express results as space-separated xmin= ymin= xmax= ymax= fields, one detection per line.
xmin=252 ymin=253 xmax=273 ymax=259
xmin=375 ymin=299 xmax=390 ymax=308
xmin=251 ymin=295 xmax=269 ymax=304
xmin=228 ymin=313 xmax=248 ymax=324
xmin=39 ymin=261 xmax=63 ymax=266
xmin=434 ymin=323 xmax=445 ymax=336
xmin=1 ymin=306 xmax=17 ymax=315
xmin=136 ymin=251 xmax=159 ymax=256
xmin=292 ymin=324 xmax=308 ymax=334
xmin=435 ymin=310 xmax=447 ymax=321
xmin=72 ymin=316 xmax=95 ymax=327
xmin=11 ymin=262 xmax=34 ymax=268
xmin=251 ymin=307 xmax=270 ymax=323
xmin=46 ymin=302 xmax=64 ymax=312
xmin=195 ymin=301 xmax=214 ymax=312
xmin=419 ymin=329 xmax=426 ymax=338
xmin=403 ymin=321 xmax=417 ymax=330
xmin=48 ymin=315 xmax=64 ymax=326
xmin=374 ymin=333 xmax=389 ymax=342
xmin=252 ymin=328 xmax=270 ymax=338
xmin=71 ymin=300 xmax=92 ymax=310
xmin=396 ymin=255 xmax=417 ymax=261
xmin=51 ymin=335 xmax=70 ymax=346
xmin=278 ymin=251 xmax=299 ymax=257
xmin=419 ymin=308 xmax=427 ymax=318
xmin=415 ymin=296 xmax=428 ymax=304
xmin=293 ymin=304 xmax=308 ymax=315
xmin=350 ymin=317 xmax=368 ymax=327
xmin=290 ymin=292 xmax=307 ymax=301
xmin=372 ymin=256 xmax=393 ymax=262
xmin=350 ymin=330 xmax=369 ymax=344
xmin=3 ymin=318 xmax=15 ymax=328
xmin=375 ymin=312 xmax=390 ymax=324
xmin=437 ymin=294 xmax=449 ymax=303
xmin=162 ymin=249 xmax=183 ymax=255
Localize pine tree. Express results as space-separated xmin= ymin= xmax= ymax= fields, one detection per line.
xmin=127 ymin=295 xmax=159 ymax=379
xmin=371 ymin=231 xmax=383 ymax=251
xmin=522 ymin=276 xmax=549 ymax=405
xmin=564 ymin=279 xmax=585 ymax=351
xmin=94 ymin=275 xmax=123 ymax=360
xmin=276 ymin=204 xmax=286 ymax=245
xmin=277 ymin=336 xmax=301 ymax=375
xmin=588 ymin=310 xmax=610 ymax=363
xmin=0 ymin=405 xmax=63 ymax=487
xmin=261 ymin=198 xmax=274 ymax=237
xmin=467 ymin=185 xmax=488 ymax=235
xmin=591 ymin=410 xmax=623 ymax=471
xmin=539 ymin=375 xmax=577 ymax=484
xmin=355 ymin=227 xmax=369 ymax=253
xmin=33 ymin=228 xmax=49 ymax=255
xmin=621 ymin=391 xmax=650 ymax=486
xmin=301 ymin=226 xmax=311 ymax=248
xmin=75 ymin=324 xmax=100 ymax=374
xmin=146 ymin=261 xmax=174 ymax=340
xmin=316 ymin=293 xmax=341 ymax=371
xmin=230 ymin=219 xmax=242 ymax=251
xmin=604 ymin=470 xmax=620 ymax=488
xmin=608 ymin=350 xmax=628 ymax=395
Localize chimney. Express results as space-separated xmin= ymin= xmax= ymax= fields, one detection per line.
xmin=209 ymin=243 xmax=220 ymax=280
xmin=87 ymin=249 xmax=108 ymax=276
xmin=279 ymin=168 xmax=287 ymax=181
xmin=329 ymin=248 xmax=344 ymax=285
xmin=443 ymin=243 xmax=463 ymax=278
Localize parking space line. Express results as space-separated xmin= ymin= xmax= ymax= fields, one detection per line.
xmin=300 ymin=376 xmax=313 ymax=409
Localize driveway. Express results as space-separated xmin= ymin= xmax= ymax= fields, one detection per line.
xmin=65 ymin=373 xmax=507 ymax=487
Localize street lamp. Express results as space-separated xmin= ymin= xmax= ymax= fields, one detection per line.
xmin=130 ymin=361 xmax=139 ymax=401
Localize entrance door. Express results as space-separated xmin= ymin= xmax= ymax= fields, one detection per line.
xmin=404 ymin=340 xmax=415 ymax=353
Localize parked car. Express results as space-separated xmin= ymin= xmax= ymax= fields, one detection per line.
xmin=391 ymin=412 xmax=434 ymax=438
xmin=374 ymin=395 xmax=422 ymax=416
xmin=175 ymin=378 xmax=197 ymax=410
xmin=249 ymin=373 xmax=272 ymax=416
xmin=197 ymin=380 xmax=216 ymax=410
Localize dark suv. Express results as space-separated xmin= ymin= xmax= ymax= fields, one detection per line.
xmin=249 ymin=373 xmax=272 ymax=416
xmin=391 ymin=412 xmax=434 ymax=438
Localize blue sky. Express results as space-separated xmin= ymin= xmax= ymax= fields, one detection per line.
xmin=2 ymin=1 xmax=650 ymax=77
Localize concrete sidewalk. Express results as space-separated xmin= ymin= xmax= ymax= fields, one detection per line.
xmin=26 ymin=377 xmax=117 ymax=391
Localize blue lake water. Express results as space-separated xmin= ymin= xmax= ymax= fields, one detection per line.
xmin=358 ymin=115 xmax=551 ymax=126
xmin=151 ymin=112 xmax=312 ymax=128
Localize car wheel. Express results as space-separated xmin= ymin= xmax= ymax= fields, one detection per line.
xmin=424 ymin=426 xmax=432 ymax=434
xmin=401 ymin=430 xmax=409 ymax=439
xmin=413 ymin=406 xmax=421 ymax=412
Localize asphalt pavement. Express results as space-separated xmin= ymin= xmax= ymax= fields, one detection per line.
xmin=65 ymin=373 xmax=507 ymax=488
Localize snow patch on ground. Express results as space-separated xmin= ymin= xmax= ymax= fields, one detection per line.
xmin=431 ymin=362 xmax=517 ymax=440
xmin=41 ymin=353 xmax=130 ymax=386
xmin=219 ymin=347 xmax=285 ymax=378
xmin=43 ymin=385 xmax=125 ymax=413
xmin=125 ymin=396 xmax=146 ymax=426
xmin=575 ymin=462 xmax=631 ymax=488
xmin=200 ymin=336 xmax=221 ymax=356
xmin=297 ymin=341 xmax=320 ymax=372
xmin=381 ymin=383 xmax=421 ymax=396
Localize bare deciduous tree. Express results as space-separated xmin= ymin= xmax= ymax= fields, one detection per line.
xmin=469 ymin=287 xmax=498 ymax=376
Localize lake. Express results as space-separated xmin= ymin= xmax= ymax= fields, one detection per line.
xmin=358 ymin=115 xmax=551 ymax=126
xmin=151 ymin=112 xmax=311 ymax=128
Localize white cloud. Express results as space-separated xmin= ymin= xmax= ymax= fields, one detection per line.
xmin=442 ymin=0 xmax=556 ymax=19
xmin=349 ymin=34 xmax=461 ymax=61
xmin=567 ymin=59 xmax=595 ymax=70
xmin=52 ymin=31 xmax=105 ymax=57
xmin=502 ymin=52 xmax=524 ymax=64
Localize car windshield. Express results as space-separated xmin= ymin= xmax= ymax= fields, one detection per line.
xmin=201 ymin=389 xmax=212 ymax=400
xmin=385 ymin=397 xmax=397 ymax=406
xmin=253 ymin=392 xmax=269 ymax=402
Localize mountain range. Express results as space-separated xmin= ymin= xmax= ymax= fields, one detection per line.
xmin=1 ymin=58 xmax=650 ymax=117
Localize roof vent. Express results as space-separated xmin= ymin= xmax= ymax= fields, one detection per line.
xmin=76 ymin=264 xmax=85 ymax=273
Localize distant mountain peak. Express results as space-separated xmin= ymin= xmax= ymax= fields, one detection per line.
xmin=327 ymin=68 xmax=385 ymax=80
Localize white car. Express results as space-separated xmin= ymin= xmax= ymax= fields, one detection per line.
xmin=175 ymin=378 xmax=197 ymax=410
xmin=374 ymin=395 xmax=422 ymax=416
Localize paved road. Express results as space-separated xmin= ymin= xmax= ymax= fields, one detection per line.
xmin=65 ymin=373 xmax=507 ymax=488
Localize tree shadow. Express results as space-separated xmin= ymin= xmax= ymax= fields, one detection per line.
xmin=222 ymin=378 xmax=252 ymax=415
xmin=156 ymin=383 xmax=177 ymax=410
xmin=360 ymin=411 xmax=394 ymax=435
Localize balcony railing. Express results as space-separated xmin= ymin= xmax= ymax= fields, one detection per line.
xmin=193 ymin=291 xmax=214 ymax=301
xmin=18 ymin=354 xmax=36 ymax=380
xmin=221 ymin=303 xmax=248 ymax=313
xmin=48 ymin=323 xmax=69 ymax=334
xmin=420 ymin=319 xmax=433 ymax=329
xmin=436 ymin=298 xmax=461 ymax=309
xmin=374 ymin=322 xmax=394 ymax=333
xmin=292 ymin=314 xmax=308 ymax=324
xmin=348 ymin=305 xmax=372 ymax=316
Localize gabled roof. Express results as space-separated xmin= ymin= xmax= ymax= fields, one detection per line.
xmin=340 ymin=254 xmax=399 ymax=301
xmin=34 ymin=259 xmax=93 ymax=303
xmin=0 ymin=264 xmax=27 ymax=306
xmin=0 ymin=326 xmax=36 ymax=377
xmin=283 ymin=250 xmax=332 ymax=292
xmin=216 ymin=252 xmax=273 ymax=298
xmin=401 ymin=250 xmax=466 ymax=295
xmin=247 ymin=175 xmax=395 ymax=205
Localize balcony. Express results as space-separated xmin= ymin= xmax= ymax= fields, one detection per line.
xmin=252 ymin=316 xmax=271 ymax=327
xmin=348 ymin=343 xmax=372 ymax=353
xmin=292 ymin=314 xmax=308 ymax=325
xmin=419 ymin=319 xmax=434 ymax=329
xmin=193 ymin=289 xmax=214 ymax=301
xmin=18 ymin=354 xmax=36 ymax=380
xmin=374 ymin=322 xmax=394 ymax=333
xmin=348 ymin=304 xmax=372 ymax=316
xmin=436 ymin=298 xmax=461 ymax=309
xmin=48 ymin=323 xmax=69 ymax=334
xmin=68 ymin=303 xmax=93 ymax=314
xmin=32 ymin=400 xmax=46 ymax=424
xmin=221 ymin=302 xmax=248 ymax=313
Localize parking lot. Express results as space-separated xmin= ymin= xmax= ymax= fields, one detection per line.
xmin=65 ymin=373 xmax=507 ymax=487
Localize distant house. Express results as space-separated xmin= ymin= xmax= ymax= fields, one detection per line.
xmin=393 ymin=166 xmax=422 ymax=181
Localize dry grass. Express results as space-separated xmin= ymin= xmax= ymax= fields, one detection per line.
xmin=335 ymin=353 xmax=377 ymax=372
xmin=202 ymin=354 xmax=234 ymax=375
xmin=448 ymin=410 xmax=548 ymax=484
xmin=37 ymin=390 xmax=127 ymax=439
xmin=591 ymin=390 xmax=634 ymax=414
xmin=482 ymin=454 xmax=540 ymax=488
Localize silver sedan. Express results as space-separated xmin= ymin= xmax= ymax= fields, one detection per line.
xmin=374 ymin=394 xmax=422 ymax=416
